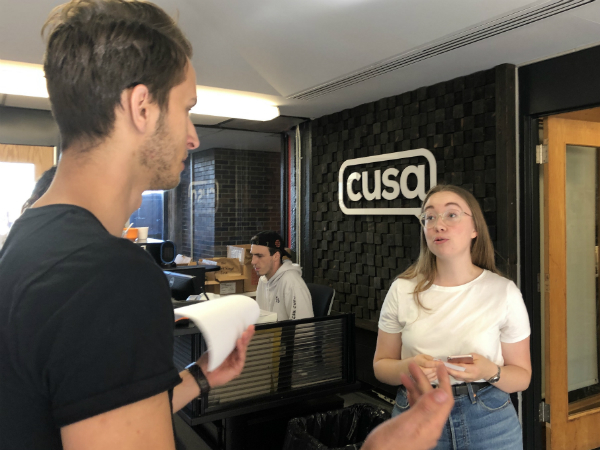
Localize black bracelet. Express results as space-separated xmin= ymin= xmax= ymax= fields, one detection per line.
xmin=185 ymin=362 xmax=211 ymax=396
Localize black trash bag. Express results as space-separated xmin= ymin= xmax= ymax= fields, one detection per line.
xmin=282 ymin=403 xmax=390 ymax=450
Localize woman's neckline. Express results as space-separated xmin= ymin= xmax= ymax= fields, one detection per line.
xmin=431 ymin=269 xmax=487 ymax=291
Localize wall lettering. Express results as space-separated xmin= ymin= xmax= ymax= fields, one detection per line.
xmin=338 ymin=149 xmax=437 ymax=216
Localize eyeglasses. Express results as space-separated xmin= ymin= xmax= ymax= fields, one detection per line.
xmin=419 ymin=209 xmax=472 ymax=229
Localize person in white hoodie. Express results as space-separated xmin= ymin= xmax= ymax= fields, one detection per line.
xmin=250 ymin=231 xmax=313 ymax=321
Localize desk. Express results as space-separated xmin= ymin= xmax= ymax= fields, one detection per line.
xmin=173 ymin=314 xmax=360 ymax=450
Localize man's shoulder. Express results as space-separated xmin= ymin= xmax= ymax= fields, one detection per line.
xmin=278 ymin=265 xmax=308 ymax=287
xmin=2 ymin=204 xmax=122 ymax=264
xmin=0 ymin=206 xmax=163 ymax=306
xmin=36 ymin=225 xmax=158 ymax=277
xmin=87 ymin=238 xmax=161 ymax=276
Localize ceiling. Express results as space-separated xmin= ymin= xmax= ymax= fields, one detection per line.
xmin=194 ymin=126 xmax=282 ymax=153
xmin=3 ymin=0 xmax=600 ymax=127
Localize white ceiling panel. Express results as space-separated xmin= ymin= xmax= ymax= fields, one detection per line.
xmin=2 ymin=0 xmax=600 ymax=123
xmin=193 ymin=0 xmax=545 ymax=97
xmin=174 ymin=0 xmax=282 ymax=96
xmin=0 ymin=0 xmax=63 ymax=64
xmin=275 ymin=10 xmax=600 ymax=118
xmin=567 ymin=1 xmax=600 ymax=24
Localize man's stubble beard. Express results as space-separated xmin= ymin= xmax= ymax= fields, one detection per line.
xmin=140 ymin=112 xmax=182 ymax=191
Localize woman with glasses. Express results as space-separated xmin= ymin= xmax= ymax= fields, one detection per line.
xmin=373 ymin=184 xmax=531 ymax=450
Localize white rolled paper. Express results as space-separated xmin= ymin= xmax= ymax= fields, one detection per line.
xmin=174 ymin=295 xmax=260 ymax=371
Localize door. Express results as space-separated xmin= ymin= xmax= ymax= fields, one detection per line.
xmin=543 ymin=110 xmax=600 ymax=449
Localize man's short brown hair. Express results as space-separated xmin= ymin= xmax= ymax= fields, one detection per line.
xmin=43 ymin=0 xmax=192 ymax=150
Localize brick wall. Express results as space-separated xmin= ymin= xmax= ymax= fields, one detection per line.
xmin=179 ymin=148 xmax=281 ymax=259
xmin=213 ymin=149 xmax=280 ymax=255
xmin=178 ymin=156 xmax=190 ymax=255
xmin=192 ymin=150 xmax=217 ymax=257
xmin=310 ymin=67 xmax=499 ymax=325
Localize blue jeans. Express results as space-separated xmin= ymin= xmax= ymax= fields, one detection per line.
xmin=392 ymin=384 xmax=523 ymax=450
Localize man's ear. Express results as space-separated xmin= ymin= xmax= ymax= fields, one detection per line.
xmin=124 ymin=84 xmax=158 ymax=134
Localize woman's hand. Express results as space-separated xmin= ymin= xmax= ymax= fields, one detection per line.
xmin=444 ymin=353 xmax=497 ymax=383
xmin=412 ymin=354 xmax=443 ymax=383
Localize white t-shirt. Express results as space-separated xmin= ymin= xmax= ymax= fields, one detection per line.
xmin=378 ymin=270 xmax=530 ymax=383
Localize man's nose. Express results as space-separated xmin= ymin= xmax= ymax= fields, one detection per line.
xmin=187 ymin=117 xmax=200 ymax=150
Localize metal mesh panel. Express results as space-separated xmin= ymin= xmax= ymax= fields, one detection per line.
xmin=206 ymin=319 xmax=344 ymax=410
xmin=173 ymin=334 xmax=195 ymax=371
xmin=174 ymin=314 xmax=355 ymax=422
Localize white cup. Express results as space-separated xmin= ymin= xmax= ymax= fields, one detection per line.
xmin=137 ymin=227 xmax=149 ymax=240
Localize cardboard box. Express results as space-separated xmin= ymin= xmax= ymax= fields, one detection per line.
xmin=227 ymin=244 xmax=252 ymax=265
xmin=204 ymin=280 xmax=220 ymax=293
xmin=204 ymin=277 xmax=245 ymax=295
xmin=200 ymin=257 xmax=242 ymax=288
xmin=200 ymin=257 xmax=242 ymax=276
xmin=242 ymin=263 xmax=259 ymax=293
xmin=215 ymin=273 xmax=246 ymax=294
xmin=228 ymin=245 xmax=259 ymax=293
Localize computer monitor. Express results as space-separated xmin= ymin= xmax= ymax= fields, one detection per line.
xmin=163 ymin=265 xmax=221 ymax=301
xmin=163 ymin=270 xmax=203 ymax=300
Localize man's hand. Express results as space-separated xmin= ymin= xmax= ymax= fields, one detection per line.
xmin=413 ymin=354 xmax=443 ymax=384
xmin=362 ymin=363 xmax=454 ymax=450
xmin=197 ymin=325 xmax=255 ymax=388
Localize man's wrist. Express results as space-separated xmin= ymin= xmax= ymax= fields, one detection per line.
xmin=185 ymin=362 xmax=211 ymax=396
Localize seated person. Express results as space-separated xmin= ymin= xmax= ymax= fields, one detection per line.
xmin=1 ymin=166 xmax=57 ymax=250
xmin=250 ymin=231 xmax=313 ymax=320
xmin=21 ymin=166 xmax=57 ymax=213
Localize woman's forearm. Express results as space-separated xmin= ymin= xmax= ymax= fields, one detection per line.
xmin=373 ymin=357 xmax=415 ymax=386
xmin=489 ymin=364 xmax=531 ymax=394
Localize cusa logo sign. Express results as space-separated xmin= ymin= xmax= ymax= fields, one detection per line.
xmin=338 ymin=149 xmax=437 ymax=216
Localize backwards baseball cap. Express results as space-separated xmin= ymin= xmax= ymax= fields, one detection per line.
xmin=250 ymin=231 xmax=291 ymax=258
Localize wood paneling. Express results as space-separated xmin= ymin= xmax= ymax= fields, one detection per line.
xmin=0 ymin=144 xmax=54 ymax=179
xmin=544 ymin=116 xmax=600 ymax=450
xmin=554 ymin=107 xmax=600 ymax=124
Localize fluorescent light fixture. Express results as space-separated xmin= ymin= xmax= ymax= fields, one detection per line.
xmin=0 ymin=59 xmax=280 ymax=121
xmin=0 ymin=60 xmax=48 ymax=98
xmin=192 ymin=87 xmax=280 ymax=121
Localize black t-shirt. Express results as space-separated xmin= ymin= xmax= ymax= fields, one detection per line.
xmin=0 ymin=205 xmax=181 ymax=449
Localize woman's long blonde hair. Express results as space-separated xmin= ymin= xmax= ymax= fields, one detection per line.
xmin=398 ymin=184 xmax=501 ymax=309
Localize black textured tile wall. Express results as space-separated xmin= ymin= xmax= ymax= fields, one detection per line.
xmin=310 ymin=68 xmax=498 ymax=325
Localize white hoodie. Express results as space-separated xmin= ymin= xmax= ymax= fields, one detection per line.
xmin=256 ymin=260 xmax=313 ymax=321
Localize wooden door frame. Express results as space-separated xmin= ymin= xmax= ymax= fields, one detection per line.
xmin=520 ymin=109 xmax=600 ymax=450
xmin=543 ymin=116 xmax=600 ymax=449
xmin=0 ymin=144 xmax=55 ymax=179
xmin=519 ymin=43 xmax=600 ymax=450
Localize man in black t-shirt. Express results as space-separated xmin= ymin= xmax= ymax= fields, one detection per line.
xmin=0 ymin=2 xmax=253 ymax=449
